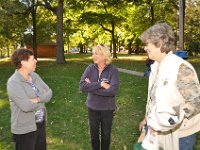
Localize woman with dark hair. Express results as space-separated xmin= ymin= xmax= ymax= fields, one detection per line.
xmin=7 ymin=48 xmax=52 ymax=150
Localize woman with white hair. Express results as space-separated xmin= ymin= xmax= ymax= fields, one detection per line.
xmin=80 ymin=44 xmax=119 ymax=150
xmin=139 ymin=22 xmax=200 ymax=150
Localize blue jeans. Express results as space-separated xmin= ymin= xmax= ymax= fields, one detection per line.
xmin=179 ymin=134 xmax=196 ymax=150
xmin=88 ymin=108 xmax=114 ymax=150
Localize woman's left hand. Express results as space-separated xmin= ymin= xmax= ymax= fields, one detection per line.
xmin=30 ymin=98 xmax=40 ymax=103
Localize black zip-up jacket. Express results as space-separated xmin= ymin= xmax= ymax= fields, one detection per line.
xmin=80 ymin=64 xmax=119 ymax=110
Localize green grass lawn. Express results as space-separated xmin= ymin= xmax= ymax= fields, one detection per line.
xmin=0 ymin=53 xmax=200 ymax=150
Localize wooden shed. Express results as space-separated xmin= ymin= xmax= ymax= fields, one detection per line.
xmin=27 ymin=41 xmax=57 ymax=58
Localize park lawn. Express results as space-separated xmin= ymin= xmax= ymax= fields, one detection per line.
xmin=0 ymin=55 xmax=148 ymax=150
xmin=0 ymin=53 xmax=200 ymax=150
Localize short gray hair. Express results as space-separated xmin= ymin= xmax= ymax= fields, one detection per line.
xmin=140 ymin=22 xmax=175 ymax=53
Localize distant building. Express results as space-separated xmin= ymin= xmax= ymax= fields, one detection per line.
xmin=27 ymin=41 xmax=57 ymax=58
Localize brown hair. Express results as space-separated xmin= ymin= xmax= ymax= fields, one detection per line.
xmin=12 ymin=48 xmax=33 ymax=69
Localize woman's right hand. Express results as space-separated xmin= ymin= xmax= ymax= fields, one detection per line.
xmin=85 ymin=78 xmax=91 ymax=83
xmin=139 ymin=119 xmax=146 ymax=131
xmin=101 ymin=82 xmax=110 ymax=89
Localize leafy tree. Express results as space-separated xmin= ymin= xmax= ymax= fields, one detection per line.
xmin=65 ymin=0 xmax=109 ymax=53
xmin=79 ymin=0 xmax=126 ymax=58
xmin=30 ymin=0 xmax=38 ymax=59
xmin=0 ymin=0 xmax=29 ymax=54
xmin=39 ymin=0 xmax=66 ymax=64
xmin=0 ymin=0 xmax=198 ymax=60
xmin=185 ymin=0 xmax=200 ymax=55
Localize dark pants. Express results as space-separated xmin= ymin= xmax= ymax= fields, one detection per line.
xmin=88 ymin=108 xmax=114 ymax=150
xmin=13 ymin=121 xmax=46 ymax=150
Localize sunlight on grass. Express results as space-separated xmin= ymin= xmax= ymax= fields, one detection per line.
xmin=117 ymin=55 xmax=147 ymax=61
xmin=0 ymin=90 xmax=9 ymax=106
xmin=38 ymin=58 xmax=56 ymax=61
xmin=67 ymin=57 xmax=92 ymax=61
xmin=188 ymin=55 xmax=200 ymax=62
xmin=0 ymin=58 xmax=11 ymax=63
xmin=0 ymin=101 xmax=9 ymax=109
xmin=66 ymin=54 xmax=92 ymax=62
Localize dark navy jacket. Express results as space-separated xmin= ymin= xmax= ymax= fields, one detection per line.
xmin=80 ymin=64 xmax=119 ymax=110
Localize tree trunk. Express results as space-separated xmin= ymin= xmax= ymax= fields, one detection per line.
xmin=32 ymin=0 xmax=37 ymax=59
xmin=0 ymin=50 xmax=2 ymax=58
xmin=128 ymin=42 xmax=132 ymax=55
xmin=179 ymin=0 xmax=185 ymax=50
xmin=83 ymin=44 xmax=86 ymax=53
xmin=56 ymin=0 xmax=66 ymax=64
xmin=150 ymin=5 xmax=154 ymax=25
xmin=79 ymin=42 xmax=84 ymax=53
xmin=109 ymin=40 xmax=112 ymax=53
xmin=147 ymin=0 xmax=154 ymax=25
xmin=7 ymin=46 xmax=9 ymax=57
xmin=118 ymin=40 xmax=120 ymax=52
xmin=111 ymin=22 xmax=117 ymax=58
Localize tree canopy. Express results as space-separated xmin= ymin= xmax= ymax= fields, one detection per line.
xmin=0 ymin=0 xmax=199 ymax=60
